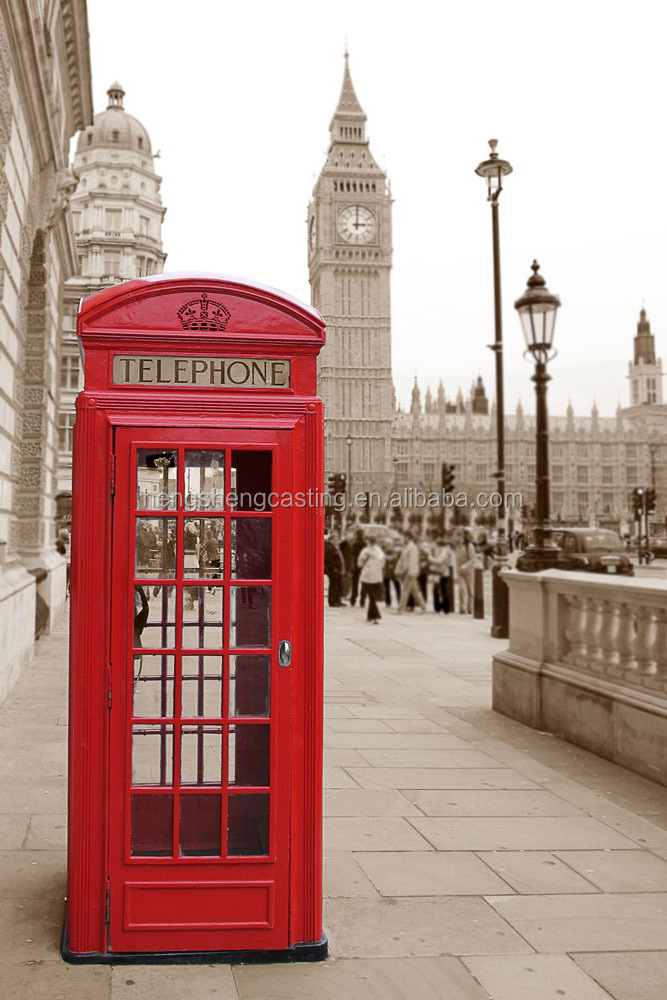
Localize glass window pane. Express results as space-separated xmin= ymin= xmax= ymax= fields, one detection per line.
xmin=137 ymin=586 xmax=176 ymax=649
xmin=231 ymin=518 xmax=271 ymax=579
xmin=181 ymin=725 xmax=223 ymax=785
xmin=183 ymin=587 xmax=224 ymax=648
xmin=230 ymin=451 xmax=271 ymax=511
xmin=135 ymin=518 xmax=176 ymax=577
xmin=227 ymin=794 xmax=269 ymax=856
xmin=133 ymin=654 xmax=175 ymax=718
xmin=181 ymin=655 xmax=224 ymax=718
xmin=230 ymin=587 xmax=271 ymax=647
xmin=230 ymin=655 xmax=270 ymax=717
xmin=183 ymin=519 xmax=224 ymax=578
xmin=137 ymin=450 xmax=177 ymax=510
xmin=180 ymin=794 xmax=221 ymax=857
xmin=228 ymin=724 xmax=270 ymax=787
xmin=131 ymin=794 xmax=173 ymax=856
xmin=185 ymin=451 xmax=225 ymax=511
xmin=132 ymin=723 xmax=173 ymax=786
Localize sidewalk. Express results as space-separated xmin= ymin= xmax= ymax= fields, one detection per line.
xmin=2 ymin=606 xmax=667 ymax=998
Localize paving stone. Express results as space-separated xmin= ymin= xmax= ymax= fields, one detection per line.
xmin=324 ymin=851 xmax=379 ymax=897
xmin=323 ymin=767 xmax=360 ymax=789
xmin=573 ymin=952 xmax=667 ymax=1000
xmin=323 ymin=789 xmax=420 ymax=817
xmin=403 ymin=789 xmax=583 ymax=817
xmin=554 ymin=849 xmax=667 ymax=891
xmin=477 ymin=852 xmax=598 ymax=894
xmin=357 ymin=749 xmax=497 ymax=768
xmin=0 ymin=815 xmax=30 ymax=849
xmin=464 ymin=954 xmax=612 ymax=1000
xmin=347 ymin=706 xmax=424 ymax=719
xmin=0 ymin=896 xmax=65 ymax=961
xmin=324 ymin=896 xmax=533 ymax=958
xmin=345 ymin=767 xmax=541 ymax=790
xmin=0 ymin=960 xmax=109 ymax=999
xmin=385 ymin=719 xmax=448 ymax=733
xmin=324 ymin=817 xmax=432 ymax=852
xmin=326 ymin=718 xmax=394 ymax=733
xmin=111 ymin=965 xmax=238 ymax=998
xmin=23 ymin=814 xmax=67 ymax=850
xmin=486 ymin=893 xmax=667 ymax=951
xmin=409 ymin=817 xmax=637 ymax=851
xmin=327 ymin=733 xmax=473 ymax=750
xmin=323 ymin=749 xmax=368 ymax=767
xmin=354 ymin=851 xmax=511 ymax=896
xmin=234 ymin=956 xmax=491 ymax=999
xmin=0 ymin=851 xmax=65 ymax=898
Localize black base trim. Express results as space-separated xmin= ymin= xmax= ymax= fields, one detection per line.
xmin=61 ymin=920 xmax=328 ymax=966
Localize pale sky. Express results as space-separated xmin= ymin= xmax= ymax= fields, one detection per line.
xmin=85 ymin=0 xmax=666 ymax=417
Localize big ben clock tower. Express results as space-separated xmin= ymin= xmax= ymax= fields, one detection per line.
xmin=308 ymin=54 xmax=395 ymax=497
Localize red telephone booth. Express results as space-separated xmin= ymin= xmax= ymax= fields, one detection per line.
xmin=64 ymin=275 xmax=327 ymax=963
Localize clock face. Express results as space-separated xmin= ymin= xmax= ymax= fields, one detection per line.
xmin=337 ymin=205 xmax=377 ymax=244
xmin=309 ymin=215 xmax=317 ymax=252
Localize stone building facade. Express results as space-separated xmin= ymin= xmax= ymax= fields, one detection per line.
xmin=0 ymin=0 xmax=92 ymax=701
xmin=309 ymin=59 xmax=667 ymax=532
xmin=57 ymin=82 xmax=167 ymax=495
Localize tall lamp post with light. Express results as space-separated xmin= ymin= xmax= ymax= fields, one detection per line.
xmin=475 ymin=139 xmax=513 ymax=638
xmin=514 ymin=261 xmax=562 ymax=572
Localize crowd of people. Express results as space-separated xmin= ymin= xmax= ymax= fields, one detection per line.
xmin=324 ymin=525 xmax=490 ymax=624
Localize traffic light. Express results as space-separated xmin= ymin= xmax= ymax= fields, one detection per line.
xmin=327 ymin=472 xmax=347 ymax=494
xmin=327 ymin=474 xmax=337 ymax=493
xmin=646 ymin=488 xmax=657 ymax=515
xmin=632 ymin=487 xmax=645 ymax=520
xmin=441 ymin=462 xmax=456 ymax=493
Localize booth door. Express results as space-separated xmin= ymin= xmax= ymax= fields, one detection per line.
xmin=108 ymin=428 xmax=294 ymax=954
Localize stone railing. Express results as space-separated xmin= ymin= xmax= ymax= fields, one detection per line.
xmin=493 ymin=569 xmax=667 ymax=786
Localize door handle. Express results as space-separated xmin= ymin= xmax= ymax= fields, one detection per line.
xmin=278 ymin=640 xmax=291 ymax=667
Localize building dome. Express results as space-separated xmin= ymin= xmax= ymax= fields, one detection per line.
xmin=76 ymin=83 xmax=152 ymax=155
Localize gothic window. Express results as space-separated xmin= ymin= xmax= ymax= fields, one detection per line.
xmin=601 ymin=444 xmax=612 ymax=458
xmin=576 ymin=465 xmax=588 ymax=484
xmin=625 ymin=444 xmax=637 ymax=459
xmin=576 ymin=444 xmax=588 ymax=458
xmin=602 ymin=493 xmax=614 ymax=514
xmin=626 ymin=466 xmax=638 ymax=484
xmin=552 ymin=465 xmax=564 ymax=483
xmin=601 ymin=466 xmax=613 ymax=484
xmin=58 ymin=412 xmax=76 ymax=453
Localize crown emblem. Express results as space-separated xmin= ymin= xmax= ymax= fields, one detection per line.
xmin=177 ymin=293 xmax=231 ymax=331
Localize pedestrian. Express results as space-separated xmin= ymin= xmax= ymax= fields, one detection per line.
xmin=349 ymin=527 xmax=366 ymax=607
xmin=396 ymin=531 xmax=426 ymax=613
xmin=324 ymin=531 xmax=346 ymax=607
xmin=431 ymin=534 xmax=454 ymax=613
xmin=382 ymin=540 xmax=401 ymax=606
xmin=357 ymin=532 xmax=385 ymax=623
xmin=455 ymin=528 xmax=476 ymax=614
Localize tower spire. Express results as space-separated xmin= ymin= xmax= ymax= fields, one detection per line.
xmin=329 ymin=54 xmax=367 ymax=139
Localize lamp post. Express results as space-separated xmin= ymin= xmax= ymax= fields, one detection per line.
xmin=514 ymin=261 xmax=561 ymax=572
xmin=475 ymin=139 xmax=513 ymax=638
xmin=345 ymin=436 xmax=353 ymax=522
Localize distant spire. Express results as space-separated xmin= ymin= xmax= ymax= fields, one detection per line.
xmin=634 ymin=305 xmax=656 ymax=365
xmin=424 ymin=386 xmax=434 ymax=414
xmin=410 ymin=375 xmax=421 ymax=414
xmin=329 ymin=53 xmax=367 ymax=137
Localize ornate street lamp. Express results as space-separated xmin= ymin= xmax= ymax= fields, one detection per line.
xmin=345 ymin=435 xmax=353 ymax=503
xmin=475 ymin=139 xmax=513 ymax=637
xmin=514 ymin=261 xmax=561 ymax=571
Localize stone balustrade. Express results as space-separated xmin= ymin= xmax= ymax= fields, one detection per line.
xmin=493 ymin=569 xmax=667 ymax=786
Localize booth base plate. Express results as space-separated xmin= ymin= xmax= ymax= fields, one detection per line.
xmin=61 ymin=921 xmax=328 ymax=965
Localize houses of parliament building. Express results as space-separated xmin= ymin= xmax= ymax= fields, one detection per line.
xmin=306 ymin=56 xmax=667 ymax=530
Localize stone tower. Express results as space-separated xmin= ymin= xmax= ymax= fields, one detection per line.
xmin=57 ymin=83 xmax=167 ymax=494
xmin=628 ymin=307 xmax=663 ymax=406
xmin=307 ymin=55 xmax=394 ymax=495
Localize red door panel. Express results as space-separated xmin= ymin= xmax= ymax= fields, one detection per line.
xmin=108 ymin=427 xmax=292 ymax=954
